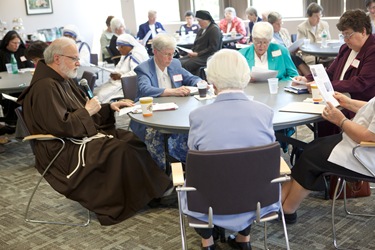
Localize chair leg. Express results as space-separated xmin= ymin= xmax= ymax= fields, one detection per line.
xmin=263 ymin=221 xmax=268 ymax=250
xmin=176 ymin=190 xmax=188 ymax=250
xmin=279 ymin=204 xmax=290 ymax=250
xmin=25 ymin=138 xmax=90 ymax=227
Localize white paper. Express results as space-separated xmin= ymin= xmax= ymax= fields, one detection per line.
xmin=309 ymin=64 xmax=339 ymax=107
xmin=250 ymin=67 xmax=278 ymax=82
xmin=91 ymin=64 xmax=115 ymax=73
xmin=279 ymin=102 xmax=325 ymax=114
xmin=177 ymin=46 xmax=193 ymax=54
xmin=2 ymin=93 xmax=18 ymax=103
xmin=185 ymin=86 xmax=198 ymax=95
xmin=288 ymin=39 xmax=304 ymax=52
xmin=118 ymin=103 xmax=179 ymax=116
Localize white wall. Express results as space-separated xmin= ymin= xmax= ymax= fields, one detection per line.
xmin=0 ymin=0 xmax=122 ymax=55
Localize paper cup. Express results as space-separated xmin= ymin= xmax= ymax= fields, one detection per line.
xmin=311 ymin=84 xmax=323 ymax=103
xmin=5 ymin=63 xmax=12 ymax=74
xmin=139 ymin=97 xmax=153 ymax=117
xmin=197 ymin=81 xmax=208 ymax=98
xmin=267 ymin=78 xmax=278 ymax=94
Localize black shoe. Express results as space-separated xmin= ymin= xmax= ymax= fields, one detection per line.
xmin=278 ymin=210 xmax=297 ymax=224
xmin=212 ymin=226 xmax=226 ymax=243
xmin=0 ymin=125 xmax=15 ymax=135
xmin=201 ymin=244 xmax=215 ymax=250
xmin=227 ymin=235 xmax=252 ymax=250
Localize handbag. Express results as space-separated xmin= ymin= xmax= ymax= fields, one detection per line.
xmin=329 ymin=176 xmax=371 ymax=199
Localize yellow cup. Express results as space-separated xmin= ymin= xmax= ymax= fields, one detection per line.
xmin=139 ymin=97 xmax=153 ymax=117
xmin=311 ymin=84 xmax=323 ymax=103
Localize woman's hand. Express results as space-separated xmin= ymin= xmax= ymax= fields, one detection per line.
xmin=322 ymin=101 xmax=346 ymax=126
xmin=333 ymin=92 xmax=351 ymax=109
xmin=85 ymin=96 xmax=101 ymax=116
xmin=110 ymin=100 xmax=134 ymax=112
xmin=162 ymin=86 xmax=191 ymax=97
xmin=188 ymin=51 xmax=198 ymax=58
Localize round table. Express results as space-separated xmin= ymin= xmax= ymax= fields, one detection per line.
xmin=128 ymin=81 xmax=323 ymax=133
xmin=300 ymin=41 xmax=343 ymax=58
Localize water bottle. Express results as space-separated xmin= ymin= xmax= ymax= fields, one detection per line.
xmin=180 ymin=25 xmax=185 ymax=36
xmin=321 ymin=30 xmax=328 ymax=48
xmin=10 ymin=54 xmax=18 ymax=74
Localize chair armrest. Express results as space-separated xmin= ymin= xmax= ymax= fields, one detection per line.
xmin=280 ymin=157 xmax=291 ymax=175
xmin=359 ymin=141 xmax=375 ymax=147
xmin=23 ymin=134 xmax=57 ymax=141
xmin=171 ymin=162 xmax=185 ymax=187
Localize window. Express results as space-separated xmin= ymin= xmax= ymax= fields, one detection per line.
xmin=193 ymin=0 xmax=220 ymax=20
xmin=134 ymin=0 xmax=180 ymax=23
xmin=251 ymin=0 xmax=303 ymax=18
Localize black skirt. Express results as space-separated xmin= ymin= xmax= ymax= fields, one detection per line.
xmin=291 ymin=133 xmax=370 ymax=191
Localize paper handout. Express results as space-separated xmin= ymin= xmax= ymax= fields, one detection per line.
xmin=118 ymin=103 xmax=178 ymax=116
xmin=309 ymin=64 xmax=339 ymax=107
xmin=288 ymin=39 xmax=304 ymax=53
xmin=176 ymin=46 xmax=193 ymax=54
xmin=250 ymin=67 xmax=278 ymax=82
xmin=279 ymin=102 xmax=325 ymax=114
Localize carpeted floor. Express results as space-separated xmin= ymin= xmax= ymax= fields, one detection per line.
xmin=1 ymin=126 xmax=375 ymax=250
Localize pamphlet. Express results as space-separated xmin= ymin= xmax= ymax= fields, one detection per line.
xmin=309 ymin=64 xmax=339 ymax=107
xmin=177 ymin=46 xmax=193 ymax=54
xmin=288 ymin=39 xmax=304 ymax=53
xmin=118 ymin=103 xmax=178 ymax=116
xmin=279 ymin=102 xmax=325 ymax=114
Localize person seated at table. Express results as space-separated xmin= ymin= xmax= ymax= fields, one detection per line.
xmin=137 ymin=10 xmax=166 ymax=56
xmin=63 ymin=24 xmax=91 ymax=66
xmin=281 ymin=93 xmax=375 ymax=224
xmin=184 ymin=49 xmax=278 ymax=250
xmin=365 ymin=0 xmax=375 ymax=34
xmin=108 ymin=17 xmax=126 ymax=65
xmin=219 ymin=7 xmax=247 ymax=44
xmin=94 ymin=34 xmax=149 ymax=103
xmin=268 ymin=12 xmax=311 ymax=77
xmin=239 ymin=21 xmax=299 ymax=81
xmin=245 ymin=7 xmax=262 ymax=43
xmin=179 ymin=10 xmax=222 ymax=76
xmin=179 ymin=11 xmax=200 ymax=36
xmin=131 ymin=33 xmax=203 ymax=170
xmin=100 ymin=15 xmax=115 ymax=63
xmin=297 ymin=3 xmax=331 ymax=65
xmin=24 ymin=40 xmax=49 ymax=66
xmin=0 ymin=30 xmax=33 ymax=72
xmin=294 ymin=9 xmax=375 ymax=136
xmin=0 ymin=30 xmax=33 ymax=133
xmin=16 ymin=37 xmax=171 ymax=226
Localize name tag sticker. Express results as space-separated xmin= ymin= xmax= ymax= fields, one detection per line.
xmin=272 ymin=50 xmax=282 ymax=57
xmin=156 ymin=28 xmax=162 ymax=32
xmin=351 ymin=59 xmax=360 ymax=68
xmin=20 ymin=56 xmax=27 ymax=62
xmin=192 ymin=26 xmax=197 ymax=30
xmin=173 ymin=74 xmax=183 ymax=82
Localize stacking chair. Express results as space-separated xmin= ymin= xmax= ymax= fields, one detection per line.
xmin=81 ymin=70 xmax=97 ymax=91
xmin=327 ymin=141 xmax=375 ymax=249
xmin=121 ymin=75 xmax=138 ymax=101
xmin=15 ymin=106 xmax=91 ymax=227
xmin=171 ymin=142 xmax=291 ymax=250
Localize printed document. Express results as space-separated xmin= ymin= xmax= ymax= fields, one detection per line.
xmin=309 ymin=64 xmax=339 ymax=107
xmin=250 ymin=67 xmax=278 ymax=82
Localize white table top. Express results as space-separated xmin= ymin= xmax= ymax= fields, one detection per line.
xmin=128 ymin=81 xmax=323 ymax=133
xmin=300 ymin=41 xmax=343 ymax=58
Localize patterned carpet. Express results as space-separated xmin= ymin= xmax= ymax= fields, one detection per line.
xmin=1 ymin=126 xmax=375 ymax=250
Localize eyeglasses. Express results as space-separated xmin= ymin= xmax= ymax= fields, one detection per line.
xmin=157 ymin=50 xmax=174 ymax=58
xmin=253 ymin=39 xmax=270 ymax=46
xmin=58 ymin=54 xmax=80 ymax=62
xmin=341 ymin=31 xmax=355 ymax=40
xmin=311 ymin=13 xmax=323 ymax=18
xmin=367 ymin=5 xmax=375 ymax=10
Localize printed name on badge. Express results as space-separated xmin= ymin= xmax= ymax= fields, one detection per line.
xmin=173 ymin=74 xmax=183 ymax=82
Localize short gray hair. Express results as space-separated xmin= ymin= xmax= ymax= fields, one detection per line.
xmin=110 ymin=17 xmax=125 ymax=33
xmin=268 ymin=12 xmax=282 ymax=24
xmin=245 ymin=7 xmax=257 ymax=16
xmin=252 ymin=22 xmax=273 ymax=41
xmin=224 ymin=7 xmax=236 ymax=17
xmin=152 ymin=33 xmax=176 ymax=51
xmin=43 ymin=37 xmax=76 ymax=64
xmin=206 ymin=49 xmax=250 ymax=91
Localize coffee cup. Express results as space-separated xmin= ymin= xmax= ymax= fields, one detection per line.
xmin=267 ymin=78 xmax=278 ymax=94
xmin=139 ymin=97 xmax=153 ymax=117
xmin=197 ymin=81 xmax=208 ymax=98
xmin=5 ymin=63 xmax=12 ymax=74
xmin=311 ymin=84 xmax=323 ymax=103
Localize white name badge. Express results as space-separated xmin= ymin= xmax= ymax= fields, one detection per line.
xmin=192 ymin=26 xmax=197 ymax=30
xmin=20 ymin=56 xmax=27 ymax=62
xmin=156 ymin=28 xmax=162 ymax=32
xmin=173 ymin=74 xmax=183 ymax=82
xmin=272 ymin=50 xmax=282 ymax=57
xmin=351 ymin=59 xmax=360 ymax=68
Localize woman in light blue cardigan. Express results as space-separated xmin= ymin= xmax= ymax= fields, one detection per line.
xmin=239 ymin=22 xmax=298 ymax=81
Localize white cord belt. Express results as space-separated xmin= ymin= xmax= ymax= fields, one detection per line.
xmin=66 ymin=133 xmax=113 ymax=179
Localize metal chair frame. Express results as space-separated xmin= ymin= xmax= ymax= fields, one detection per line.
xmin=16 ymin=107 xmax=90 ymax=227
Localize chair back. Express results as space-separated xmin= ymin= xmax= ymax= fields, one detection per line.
xmin=81 ymin=71 xmax=96 ymax=91
xmin=185 ymin=142 xmax=280 ymax=215
xmin=90 ymin=53 xmax=98 ymax=65
xmin=14 ymin=106 xmax=35 ymax=154
xmin=121 ymin=75 xmax=138 ymax=101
